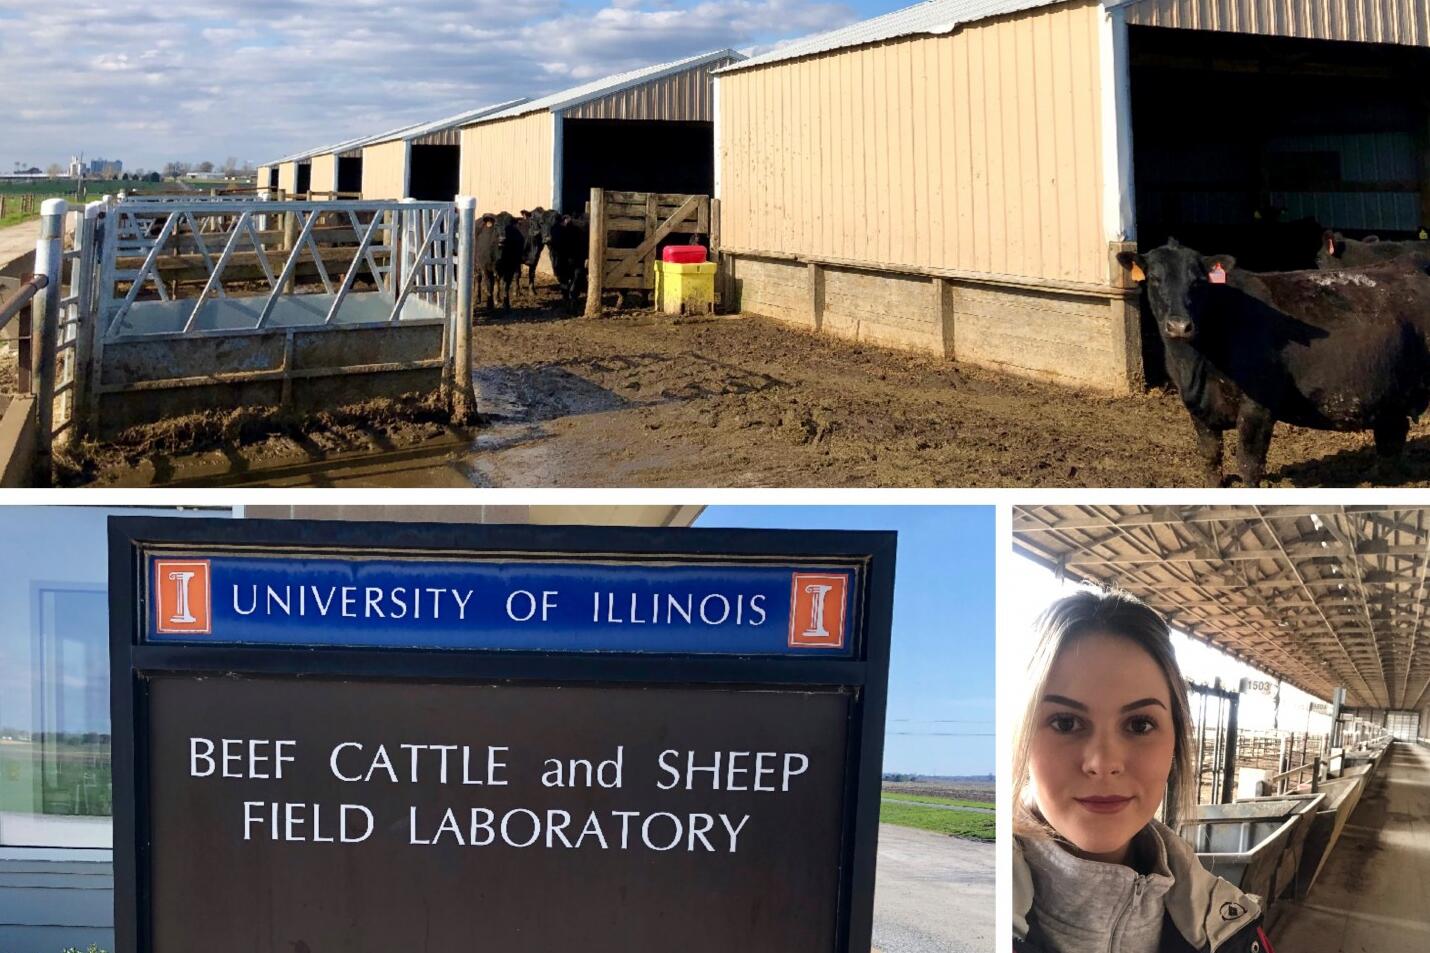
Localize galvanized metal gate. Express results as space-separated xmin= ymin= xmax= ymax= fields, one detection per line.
xmin=19 ymin=193 xmax=473 ymax=480
xmin=1189 ymin=681 xmax=1240 ymax=806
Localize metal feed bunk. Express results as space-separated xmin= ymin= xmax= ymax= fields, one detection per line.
xmin=19 ymin=193 xmax=480 ymax=468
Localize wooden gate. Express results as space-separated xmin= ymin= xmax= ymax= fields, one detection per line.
xmin=584 ymin=188 xmax=714 ymax=316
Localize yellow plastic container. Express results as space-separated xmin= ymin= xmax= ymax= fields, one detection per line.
xmin=653 ymin=260 xmax=717 ymax=315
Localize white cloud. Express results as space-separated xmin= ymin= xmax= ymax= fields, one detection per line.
xmin=1 ymin=0 xmax=860 ymax=170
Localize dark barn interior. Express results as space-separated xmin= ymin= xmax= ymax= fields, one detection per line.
xmin=1131 ymin=27 xmax=1430 ymax=272
xmin=337 ymin=156 xmax=363 ymax=195
xmin=267 ymin=167 xmax=279 ymax=191
xmin=408 ymin=144 xmax=460 ymax=201
xmin=295 ymin=163 xmax=312 ymax=197
xmin=561 ymin=119 xmax=714 ymax=213
xmin=1129 ymin=27 xmax=1430 ymax=384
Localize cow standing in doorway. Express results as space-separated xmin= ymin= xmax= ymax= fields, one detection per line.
xmin=1120 ymin=239 xmax=1430 ymax=486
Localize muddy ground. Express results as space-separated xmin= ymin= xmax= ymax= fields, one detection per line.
xmin=68 ymin=280 xmax=1430 ymax=487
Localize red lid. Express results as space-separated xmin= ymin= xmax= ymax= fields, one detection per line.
xmin=661 ymin=245 xmax=707 ymax=264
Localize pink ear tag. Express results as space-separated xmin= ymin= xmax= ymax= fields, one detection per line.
xmin=1209 ymin=263 xmax=1227 ymax=284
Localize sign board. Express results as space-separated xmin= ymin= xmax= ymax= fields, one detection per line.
xmin=1238 ymin=677 xmax=1276 ymax=697
xmin=110 ymin=517 xmax=895 ymax=953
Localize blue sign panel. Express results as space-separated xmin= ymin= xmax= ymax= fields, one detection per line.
xmin=145 ymin=554 xmax=857 ymax=656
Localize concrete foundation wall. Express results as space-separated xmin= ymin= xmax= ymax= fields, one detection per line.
xmin=94 ymin=322 xmax=447 ymax=439
xmin=728 ymin=253 xmax=1141 ymax=393
xmin=0 ymin=395 xmax=36 ymax=486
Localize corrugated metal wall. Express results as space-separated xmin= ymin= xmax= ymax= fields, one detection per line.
xmin=459 ymin=112 xmax=555 ymax=214
xmin=361 ymin=140 xmax=407 ymax=200
xmin=277 ymin=162 xmax=297 ymax=195
xmin=564 ymin=58 xmax=735 ymax=121
xmin=412 ymin=128 xmax=463 ymax=147
xmin=256 ymin=166 xmax=270 ymax=191
xmin=1123 ymin=0 xmax=1430 ymax=47
xmin=308 ymin=154 xmax=336 ymax=195
xmin=718 ymin=0 xmax=1108 ymax=285
xmin=0 ymin=857 xmax=112 ymax=953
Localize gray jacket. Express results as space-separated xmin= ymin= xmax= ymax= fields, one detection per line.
xmin=1013 ymin=820 xmax=1275 ymax=953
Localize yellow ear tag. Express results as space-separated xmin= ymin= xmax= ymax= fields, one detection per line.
xmin=1130 ymin=262 xmax=1146 ymax=282
xmin=1420 ymin=228 xmax=1428 ymax=240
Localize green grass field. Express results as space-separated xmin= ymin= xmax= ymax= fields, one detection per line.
xmin=879 ymin=798 xmax=996 ymax=841
xmin=0 ymin=179 xmax=174 ymax=228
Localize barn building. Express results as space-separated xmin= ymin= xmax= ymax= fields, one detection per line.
xmin=714 ymin=0 xmax=1430 ymax=393
xmin=272 ymin=147 xmax=320 ymax=198
xmin=358 ymin=100 xmax=526 ymax=201
xmin=305 ymin=134 xmax=376 ymax=198
xmin=458 ymin=49 xmax=744 ymax=216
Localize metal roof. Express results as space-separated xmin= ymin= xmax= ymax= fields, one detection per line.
xmin=1013 ymin=505 xmax=1430 ymax=712
xmin=718 ymin=0 xmax=1065 ymax=73
xmin=375 ymin=98 xmax=529 ymax=144
xmin=266 ymin=99 xmax=525 ymax=165
xmin=470 ymin=48 xmax=745 ymax=125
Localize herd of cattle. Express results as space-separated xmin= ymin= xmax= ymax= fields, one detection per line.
xmin=473 ymin=208 xmax=589 ymax=315
xmin=1120 ymin=229 xmax=1430 ymax=486
xmin=465 ymin=205 xmax=1430 ymax=488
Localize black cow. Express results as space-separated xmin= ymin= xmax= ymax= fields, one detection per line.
xmin=473 ymin=211 xmax=523 ymax=312
xmin=538 ymin=209 xmax=589 ymax=315
xmin=1317 ymin=230 xmax=1430 ymax=270
xmin=516 ymin=208 xmax=546 ymax=297
xmin=1119 ymin=238 xmax=1430 ymax=486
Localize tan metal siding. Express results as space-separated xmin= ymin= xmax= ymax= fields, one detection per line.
xmin=256 ymin=166 xmax=271 ymax=191
xmin=411 ymin=128 xmax=463 ymax=147
xmin=459 ymin=112 xmax=555 ymax=214
xmin=308 ymin=154 xmax=336 ymax=195
xmin=277 ymin=162 xmax=298 ymax=195
xmin=361 ymin=140 xmax=407 ymax=200
xmin=563 ymin=58 xmax=735 ymax=120
xmin=1123 ymin=0 xmax=1430 ymax=46
xmin=719 ymin=0 xmax=1107 ymax=285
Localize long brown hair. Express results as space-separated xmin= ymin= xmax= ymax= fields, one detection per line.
xmin=1012 ymin=588 xmax=1196 ymax=837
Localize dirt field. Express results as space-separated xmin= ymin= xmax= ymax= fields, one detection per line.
xmin=67 ymin=280 xmax=1430 ymax=487
xmin=882 ymin=780 xmax=995 ymax=804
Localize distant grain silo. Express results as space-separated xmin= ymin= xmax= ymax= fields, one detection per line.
xmin=458 ymin=49 xmax=745 ymax=216
xmin=714 ymin=0 xmax=1430 ymax=393
xmin=358 ymin=101 xmax=526 ymax=201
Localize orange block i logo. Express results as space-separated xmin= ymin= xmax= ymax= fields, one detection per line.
xmin=789 ymin=573 xmax=847 ymax=649
xmin=154 ymin=559 xmax=212 ymax=635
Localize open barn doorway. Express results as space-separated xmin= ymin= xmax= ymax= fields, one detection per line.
xmin=295 ymin=163 xmax=312 ymax=197
xmin=560 ymin=119 xmax=713 ymax=214
xmin=1128 ymin=26 xmax=1430 ymax=383
xmin=408 ymin=144 xmax=460 ymax=201
xmin=267 ymin=167 xmax=279 ymax=191
xmin=337 ymin=156 xmax=363 ymax=195
xmin=1131 ymin=27 xmax=1429 ymax=268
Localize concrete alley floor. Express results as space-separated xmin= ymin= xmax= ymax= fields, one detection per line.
xmin=1273 ymin=742 xmax=1430 ymax=951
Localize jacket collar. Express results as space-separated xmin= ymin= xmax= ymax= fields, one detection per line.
xmin=1014 ymin=820 xmax=1261 ymax=951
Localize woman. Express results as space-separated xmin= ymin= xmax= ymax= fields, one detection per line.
xmin=1012 ymin=590 xmax=1276 ymax=953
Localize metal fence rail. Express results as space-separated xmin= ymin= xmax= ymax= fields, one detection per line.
xmin=0 ymin=274 xmax=47 ymax=333
xmin=14 ymin=194 xmax=479 ymax=484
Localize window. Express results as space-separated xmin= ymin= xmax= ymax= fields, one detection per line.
xmin=0 ymin=506 xmax=228 ymax=849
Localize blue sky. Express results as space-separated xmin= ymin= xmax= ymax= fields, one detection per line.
xmin=696 ymin=505 xmax=995 ymax=777
xmin=3 ymin=0 xmax=913 ymax=172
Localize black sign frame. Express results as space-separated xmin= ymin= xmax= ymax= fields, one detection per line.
xmin=109 ymin=516 xmax=895 ymax=953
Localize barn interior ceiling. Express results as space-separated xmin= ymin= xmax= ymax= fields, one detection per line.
xmin=1012 ymin=505 xmax=1430 ymax=712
